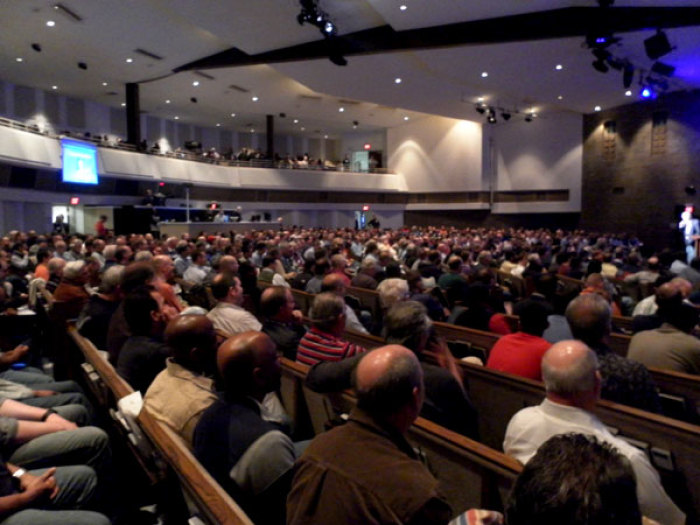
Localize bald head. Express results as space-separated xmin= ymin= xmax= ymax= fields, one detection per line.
xmin=217 ymin=331 xmax=279 ymax=399
xmin=355 ymin=345 xmax=423 ymax=427
xmin=542 ymin=340 xmax=599 ymax=405
xmin=565 ymin=294 xmax=611 ymax=345
xmin=165 ymin=315 xmax=216 ymax=371
xmin=321 ymin=273 xmax=346 ymax=295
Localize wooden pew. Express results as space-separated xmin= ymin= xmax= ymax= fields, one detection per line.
xmin=347 ymin=285 xmax=382 ymax=320
xmin=612 ymin=314 xmax=635 ymax=333
xmin=67 ymin=327 xmax=253 ymax=525
xmin=279 ymin=358 xmax=522 ymax=515
xmin=139 ymin=408 xmax=254 ymax=525
xmin=460 ymin=362 xmax=700 ymax=521
xmin=289 ymin=288 xmax=313 ymax=316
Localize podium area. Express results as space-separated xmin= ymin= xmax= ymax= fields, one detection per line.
xmin=158 ymin=221 xmax=279 ymax=237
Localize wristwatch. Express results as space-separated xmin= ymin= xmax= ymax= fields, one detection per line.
xmin=12 ymin=468 xmax=26 ymax=479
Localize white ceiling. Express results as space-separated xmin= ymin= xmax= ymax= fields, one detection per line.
xmin=1 ymin=0 xmax=699 ymax=137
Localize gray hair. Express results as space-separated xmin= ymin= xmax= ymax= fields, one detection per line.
xmin=542 ymin=346 xmax=599 ymax=396
xmin=103 ymin=244 xmax=117 ymax=260
xmin=309 ymin=292 xmax=345 ymax=331
xmin=377 ymin=278 xmax=409 ymax=309
xmin=63 ymin=260 xmax=86 ymax=280
xmin=99 ymin=265 xmax=124 ymax=294
xmin=47 ymin=257 xmax=66 ymax=276
xmin=134 ymin=250 xmax=153 ymax=262
xmin=384 ymin=301 xmax=431 ymax=353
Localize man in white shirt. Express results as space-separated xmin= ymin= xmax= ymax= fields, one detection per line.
xmin=206 ymin=274 xmax=262 ymax=335
xmin=503 ymin=340 xmax=685 ymax=525
xmin=183 ymin=250 xmax=209 ymax=285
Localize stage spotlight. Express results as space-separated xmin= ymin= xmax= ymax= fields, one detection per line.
xmin=323 ymin=21 xmax=336 ymax=35
xmin=651 ymin=61 xmax=675 ymax=78
xmin=329 ymin=53 xmax=347 ymax=66
xmin=190 ymin=97 xmax=198 ymax=103
xmin=644 ymin=30 xmax=673 ymax=60
xmin=501 ymin=111 xmax=511 ymax=121
xmin=475 ymin=106 xmax=486 ymax=114
xmin=77 ymin=61 xmax=87 ymax=70
xmin=352 ymin=120 xmax=359 ymax=126
xmin=623 ymin=63 xmax=634 ymax=89
xmin=592 ymin=58 xmax=609 ymax=73
xmin=592 ymin=49 xmax=610 ymax=73
xmin=586 ymin=33 xmax=620 ymax=50
xmin=487 ymin=108 xmax=497 ymax=124
xmin=524 ymin=113 xmax=534 ymax=122
xmin=640 ymin=86 xmax=656 ymax=99
xmin=31 ymin=43 xmax=42 ymax=52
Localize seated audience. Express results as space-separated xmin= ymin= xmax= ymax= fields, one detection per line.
xmin=183 ymin=250 xmax=209 ymax=285
xmin=77 ymin=266 xmax=122 ymax=351
xmin=304 ymin=258 xmax=329 ymax=295
xmin=206 ymin=274 xmax=261 ymax=334
xmin=487 ymin=299 xmax=551 ymax=381
xmin=566 ymin=294 xmax=662 ymax=413
xmin=194 ymin=332 xmax=295 ymax=525
xmin=152 ymin=255 xmax=184 ymax=312
xmin=506 ymin=433 xmax=643 ymax=525
xmin=350 ymin=259 xmax=379 ymax=290
xmin=504 ymin=340 xmax=684 ymax=525
xmin=116 ymin=287 xmax=172 ymax=393
xmin=106 ymin=262 xmax=156 ymax=364
xmin=306 ymin=301 xmax=479 ymax=439
xmin=52 ymin=261 xmax=90 ymax=314
xmin=296 ymin=293 xmax=366 ymax=366
xmin=0 ymin=460 xmax=110 ymax=525
xmin=144 ymin=315 xmax=218 ymax=446
xmin=287 ymin=345 xmax=452 ymax=525
xmin=628 ymin=285 xmax=700 ymax=375
xmin=321 ymin=274 xmax=368 ymax=334
xmin=260 ymin=286 xmax=306 ymax=360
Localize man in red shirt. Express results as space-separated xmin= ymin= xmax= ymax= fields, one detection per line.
xmin=95 ymin=215 xmax=108 ymax=237
xmin=486 ymin=299 xmax=551 ymax=381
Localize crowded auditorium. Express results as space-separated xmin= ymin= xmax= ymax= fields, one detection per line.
xmin=0 ymin=1 xmax=700 ymax=524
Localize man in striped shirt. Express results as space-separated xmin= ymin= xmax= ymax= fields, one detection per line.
xmin=297 ymin=293 xmax=367 ymax=366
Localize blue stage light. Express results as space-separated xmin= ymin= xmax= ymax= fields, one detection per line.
xmin=640 ymin=86 xmax=656 ymax=99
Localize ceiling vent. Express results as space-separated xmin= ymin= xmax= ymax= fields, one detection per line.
xmin=134 ymin=48 xmax=163 ymax=61
xmin=194 ymin=71 xmax=215 ymax=80
xmin=228 ymin=84 xmax=249 ymax=93
xmin=53 ymin=3 xmax=82 ymax=22
xmin=299 ymin=95 xmax=323 ymax=102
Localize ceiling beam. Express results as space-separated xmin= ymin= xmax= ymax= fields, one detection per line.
xmin=173 ymin=6 xmax=700 ymax=72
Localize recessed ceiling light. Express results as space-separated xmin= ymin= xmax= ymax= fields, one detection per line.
xmin=125 ymin=58 xmax=133 ymax=63
xmin=557 ymin=95 xmax=563 ymax=100
xmin=293 ymin=119 xmax=299 ymax=124
xmin=399 ymin=5 xmax=407 ymax=11
xmin=174 ymin=116 xmax=179 ymax=120
xmin=339 ymin=107 xmax=344 ymax=112
xmin=324 ymin=135 xmax=328 ymax=139
xmin=121 ymin=102 xmax=126 ymax=107
xmin=301 ymin=127 xmax=305 ymax=131
xmin=252 ymin=96 xmax=259 ymax=102
xmin=403 ymin=116 xmax=409 ymax=121
xmin=625 ymin=90 xmax=632 ymax=96
xmin=477 ymin=97 xmax=484 ymax=102
xmin=102 ymin=82 xmax=108 ymax=86
xmin=250 ymin=129 xmax=255 ymax=133
xmin=395 ymin=77 xmax=402 ymax=84
xmin=481 ymin=71 xmax=488 ymax=78
xmin=555 ymin=64 xmax=563 ymax=70
xmin=51 ymin=85 xmax=58 ymax=90
xmin=594 ymin=106 xmax=602 ymax=112
xmin=192 ymin=81 xmax=199 ymax=87
xmin=165 ymin=99 xmax=171 ymax=104
xmin=230 ymin=113 xmax=236 ymax=117
xmin=15 ymin=57 xmax=23 ymax=63
xmin=46 ymin=20 xmax=55 ymax=27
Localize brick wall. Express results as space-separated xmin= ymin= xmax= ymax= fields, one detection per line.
xmin=581 ymin=89 xmax=700 ymax=251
